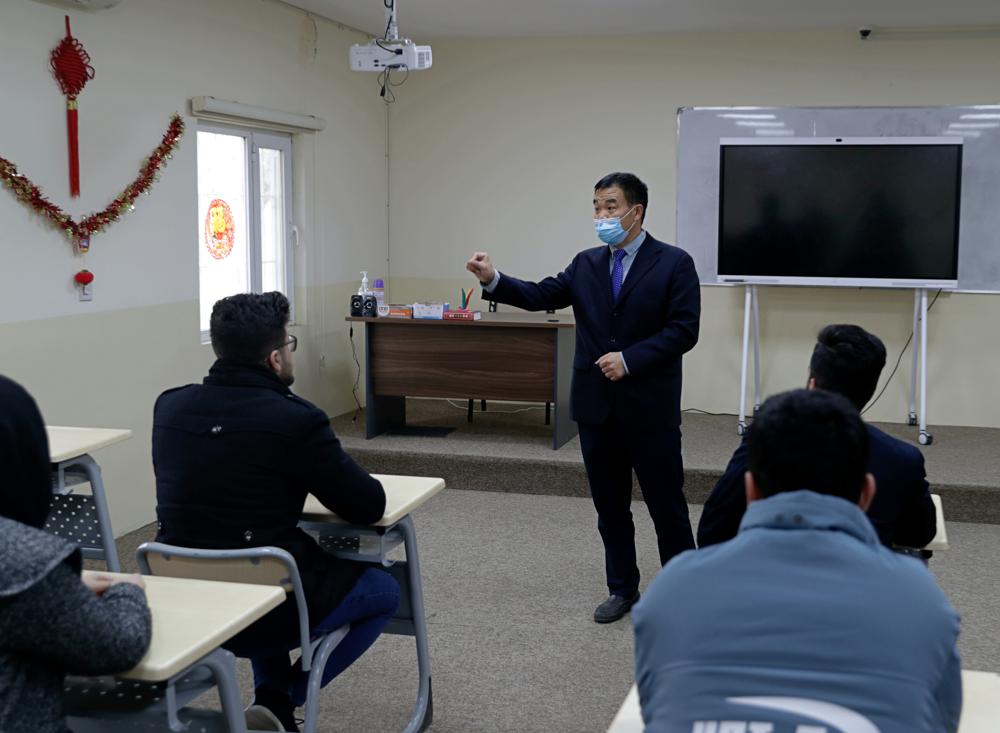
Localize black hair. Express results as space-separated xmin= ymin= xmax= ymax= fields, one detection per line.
xmin=0 ymin=376 xmax=53 ymax=529
xmin=594 ymin=172 xmax=648 ymax=222
xmin=209 ymin=292 xmax=290 ymax=364
xmin=808 ymin=324 xmax=887 ymax=410
xmin=748 ymin=388 xmax=870 ymax=503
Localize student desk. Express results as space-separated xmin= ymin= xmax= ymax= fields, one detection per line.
xmin=925 ymin=493 xmax=949 ymax=551
xmin=65 ymin=572 xmax=285 ymax=733
xmin=300 ymin=474 xmax=446 ymax=733
xmin=348 ymin=313 xmax=577 ymax=449
xmin=607 ymin=671 xmax=999 ymax=732
xmin=46 ymin=426 xmax=132 ymax=572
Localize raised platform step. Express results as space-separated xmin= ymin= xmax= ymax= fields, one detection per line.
xmin=332 ymin=399 xmax=1000 ymax=524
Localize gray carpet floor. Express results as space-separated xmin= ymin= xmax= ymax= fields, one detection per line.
xmin=109 ymin=489 xmax=1000 ymax=733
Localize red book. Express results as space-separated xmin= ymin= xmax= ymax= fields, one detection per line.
xmin=443 ymin=310 xmax=482 ymax=321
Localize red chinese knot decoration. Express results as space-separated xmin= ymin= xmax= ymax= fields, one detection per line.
xmin=205 ymin=199 xmax=235 ymax=260
xmin=0 ymin=114 xmax=184 ymax=253
xmin=50 ymin=16 xmax=94 ymax=198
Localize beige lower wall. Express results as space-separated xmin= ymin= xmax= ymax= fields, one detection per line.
xmin=7 ymin=274 xmax=990 ymax=538
xmin=0 ymin=282 xmax=366 ymax=536
xmin=388 ymin=276 xmax=999 ymax=429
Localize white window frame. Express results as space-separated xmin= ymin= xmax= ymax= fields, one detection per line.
xmin=197 ymin=122 xmax=295 ymax=341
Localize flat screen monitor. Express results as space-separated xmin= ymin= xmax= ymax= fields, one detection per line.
xmin=717 ymin=137 xmax=962 ymax=288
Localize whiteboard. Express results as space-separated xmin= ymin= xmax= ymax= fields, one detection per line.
xmin=676 ymin=105 xmax=1000 ymax=293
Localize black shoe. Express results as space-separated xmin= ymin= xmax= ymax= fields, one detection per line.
xmin=593 ymin=592 xmax=640 ymax=624
xmin=249 ymin=687 xmax=300 ymax=732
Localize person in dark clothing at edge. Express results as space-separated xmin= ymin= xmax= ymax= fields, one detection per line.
xmin=698 ymin=324 xmax=936 ymax=552
xmin=152 ymin=292 xmax=399 ymax=732
xmin=0 ymin=375 xmax=152 ymax=733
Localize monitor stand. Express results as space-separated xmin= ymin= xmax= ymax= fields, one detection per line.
xmin=735 ymin=285 xmax=934 ymax=445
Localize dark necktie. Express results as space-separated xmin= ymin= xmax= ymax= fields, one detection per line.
xmin=611 ymin=248 xmax=627 ymax=301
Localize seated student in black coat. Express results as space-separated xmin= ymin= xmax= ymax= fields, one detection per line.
xmin=153 ymin=292 xmax=398 ymax=732
xmin=698 ymin=324 xmax=936 ymax=551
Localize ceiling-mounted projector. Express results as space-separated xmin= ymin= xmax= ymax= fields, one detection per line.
xmin=349 ymin=0 xmax=432 ymax=73
xmin=350 ymin=40 xmax=432 ymax=72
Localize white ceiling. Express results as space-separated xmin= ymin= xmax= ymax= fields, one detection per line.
xmin=283 ymin=0 xmax=1000 ymax=39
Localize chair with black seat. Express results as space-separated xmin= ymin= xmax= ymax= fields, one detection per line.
xmin=135 ymin=542 xmax=350 ymax=733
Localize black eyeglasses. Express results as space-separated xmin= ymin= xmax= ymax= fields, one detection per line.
xmin=280 ymin=335 xmax=298 ymax=352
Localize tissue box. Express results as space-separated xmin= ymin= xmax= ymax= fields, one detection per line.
xmin=387 ymin=304 xmax=413 ymax=318
xmin=412 ymin=302 xmax=450 ymax=320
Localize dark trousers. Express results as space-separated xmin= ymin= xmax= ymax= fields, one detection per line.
xmin=578 ymin=417 xmax=694 ymax=597
xmin=247 ymin=567 xmax=400 ymax=706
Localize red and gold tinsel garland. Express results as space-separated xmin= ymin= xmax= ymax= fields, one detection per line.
xmin=0 ymin=114 xmax=184 ymax=253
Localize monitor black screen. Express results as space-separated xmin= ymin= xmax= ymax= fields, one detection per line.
xmin=718 ymin=142 xmax=962 ymax=284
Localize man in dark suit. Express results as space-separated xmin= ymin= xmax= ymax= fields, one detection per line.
xmin=697 ymin=323 xmax=937 ymax=551
xmin=466 ymin=172 xmax=701 ymax=623
xmin=153 ymin=292 xmax=399 ymax=731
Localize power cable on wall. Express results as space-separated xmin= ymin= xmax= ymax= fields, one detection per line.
xmin=861 ymin=289 xmax=942 ymax=416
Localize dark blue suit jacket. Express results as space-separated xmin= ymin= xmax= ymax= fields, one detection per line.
xmin=697 ymin=423 xmax=937 ymax=549
xmin=488 ymin=233 xmax=700 ymax=428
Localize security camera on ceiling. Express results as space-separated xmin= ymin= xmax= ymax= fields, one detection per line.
xmin=350 ymin=0 xmax=432 ymax=73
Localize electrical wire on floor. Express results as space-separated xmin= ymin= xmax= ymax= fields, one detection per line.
xmin=862 ymin=289 xmax=943 ymax=416
xmin=682 ymin=408 xmax=739 ymax=417
xmin=349 ymin=326 xmax=363 ymax=423
xmin=445 ymin=399 xmax=545 ymax=414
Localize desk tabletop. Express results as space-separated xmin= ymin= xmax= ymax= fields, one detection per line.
xmin=302 ymin=474 xmax=445 ymax=527
xmin=82 ymin=572 xmax=285 ymax=682
xmin=960 ymin=670 xmax=1000 ymax=732
xmin=607 ymin=672 xmax=998 ymax=733
xmin=47 ymin=426 xmax=133 ymax=464
xmin=925 ymin=494 xmax=949 ymax=551
xmin=606 ymin=684 xmax=641 ymax=733
xmin=347 ymin=312 xmax=575 ymax=329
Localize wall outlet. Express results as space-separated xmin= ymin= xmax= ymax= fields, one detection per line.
xmin=319 ymin=354 xmax=326 ymax=369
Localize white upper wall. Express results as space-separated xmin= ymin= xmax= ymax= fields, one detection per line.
xmin=0 ymin=0 xmax=388 ymax=534
xmin=289 ymin=0 xmax=1000 ymax=39
xmin=388 ymin=31 xmax=1000 ymax=282
xmin=385 ymin=30 xmax=1000 ymax=427
xmin=0 ymin=0 xmax=387 ymax=325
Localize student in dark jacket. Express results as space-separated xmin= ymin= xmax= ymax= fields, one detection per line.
xmin=698 ymin=324 xmax=937 ymax=551
xmin=153 ymin=292 xmax=398 ymax=732
xmin=0 ymin=376 xmax=151 ymax=733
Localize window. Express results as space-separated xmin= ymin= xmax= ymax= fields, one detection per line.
xmin=196 ymin=125 xmax=293 ymax=336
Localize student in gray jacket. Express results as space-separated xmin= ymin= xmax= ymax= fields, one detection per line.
xmin=0 ymin=376 xmax=152 ymax=733
xmin=632 ymin=389 xmax=962 ymax=733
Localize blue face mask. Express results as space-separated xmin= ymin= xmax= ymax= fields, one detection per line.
xmin=594 ymin=206 xmax=637 ymax=246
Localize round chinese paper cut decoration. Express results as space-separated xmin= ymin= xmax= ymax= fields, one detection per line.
xmin=205 ymin=199 xmax=235 ymax=260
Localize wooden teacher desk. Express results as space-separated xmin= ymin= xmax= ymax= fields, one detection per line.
xmin=349 ymin=312 xmax=577 ymax=449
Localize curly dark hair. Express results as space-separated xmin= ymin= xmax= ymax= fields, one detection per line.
xmin=209 ymin=292 xmax=290 ymax=364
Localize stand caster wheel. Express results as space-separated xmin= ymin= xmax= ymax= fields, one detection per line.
xmin=918 ymin=432 xmax=933 ymax=446
xmin=907 ymin=414 xmax=918 ymax=426
xmin=737 ymin=423 xmax=747 ymax=436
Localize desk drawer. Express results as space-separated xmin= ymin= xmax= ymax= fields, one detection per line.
xmin=370 ymin=322 xmax=555 ymax=402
